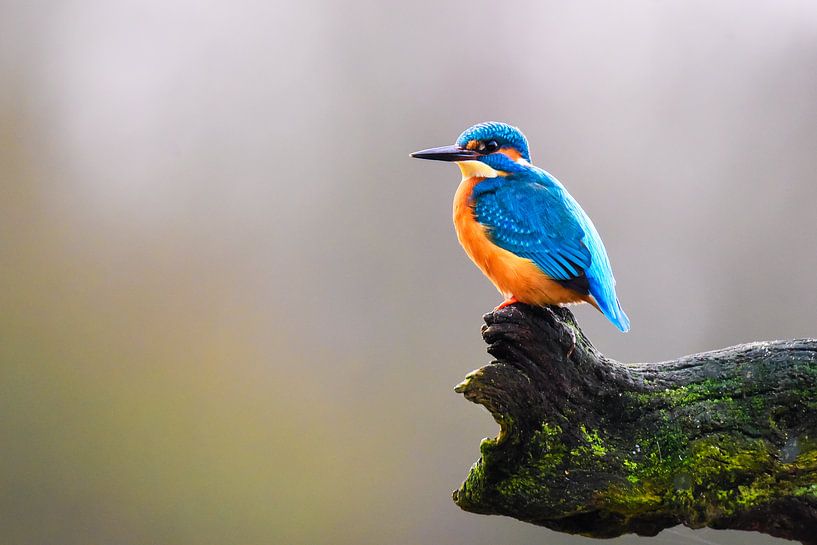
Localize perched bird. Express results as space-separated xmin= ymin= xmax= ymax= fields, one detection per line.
xmin=411 ymin=122 xmax=630 ymax=332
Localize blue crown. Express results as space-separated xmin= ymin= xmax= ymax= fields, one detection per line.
xmin=456 ymin=122 xmax=530 ymax=161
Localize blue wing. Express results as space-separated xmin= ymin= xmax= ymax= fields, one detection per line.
xmin=472 ymin=170 xmax=630 ymax=332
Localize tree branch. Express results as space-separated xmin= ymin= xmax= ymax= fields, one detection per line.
xmin=453 ymin=304 xmax=817 ymax=543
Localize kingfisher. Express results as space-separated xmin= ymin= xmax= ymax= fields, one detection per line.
xmin=411 ymin=121 xmax=630 ymax=332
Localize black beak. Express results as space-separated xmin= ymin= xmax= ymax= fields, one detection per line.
xmin=410 ymin=145 xmax=480 ymax=162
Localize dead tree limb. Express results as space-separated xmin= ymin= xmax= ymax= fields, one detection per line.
xmin=453 ymin=304 xmax=817 ymax=543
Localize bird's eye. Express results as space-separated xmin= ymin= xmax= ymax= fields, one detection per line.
xmin=480 ymin=140 xmax=500 ymax=154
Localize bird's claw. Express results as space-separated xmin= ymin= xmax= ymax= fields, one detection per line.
xmin=495 ymin=296 xmax=518 ymax=311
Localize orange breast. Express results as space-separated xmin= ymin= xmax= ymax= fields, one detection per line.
xmin=452 ymin=176 xmax=590 ymax=307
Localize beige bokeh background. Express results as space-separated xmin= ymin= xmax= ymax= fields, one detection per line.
xmin=2 ymin=1 xmax=816 ymax=544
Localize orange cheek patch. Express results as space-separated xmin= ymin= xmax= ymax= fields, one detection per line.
xmin=498 ymin=147 xmax=522 ymax=161
xmin=465 ymin=140 xmax=479 ymax=151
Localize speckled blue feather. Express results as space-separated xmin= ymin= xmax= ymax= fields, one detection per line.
xmin=467 ymin=125 xmax=630 ymax=332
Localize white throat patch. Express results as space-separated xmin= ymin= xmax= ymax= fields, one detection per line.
xmin=456 ymin=160 xmax=499 ymax=179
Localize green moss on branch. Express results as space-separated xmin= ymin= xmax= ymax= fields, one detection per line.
xmin=454 ymin=304 xmax=817 ymax=543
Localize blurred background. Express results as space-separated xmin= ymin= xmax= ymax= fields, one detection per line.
xmin=1 ymin=1 xmax=816 ymax=544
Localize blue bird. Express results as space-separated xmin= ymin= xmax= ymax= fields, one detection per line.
xmin=411 ymin=122 xmax=630 ymax=332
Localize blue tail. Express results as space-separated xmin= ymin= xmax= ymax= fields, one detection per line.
xmin=589 ymin=282 xmax=630 ymax=332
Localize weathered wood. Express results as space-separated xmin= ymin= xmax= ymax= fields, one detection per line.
xmin=453 ymin=304 xmax=817 ymax=543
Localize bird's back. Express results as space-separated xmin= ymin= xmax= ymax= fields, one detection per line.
xmin=554 ymin=176 xmax=630 ymax=332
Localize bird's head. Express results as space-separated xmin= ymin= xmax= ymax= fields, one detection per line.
xmin=411 ymin=122 xmax=532 ymax=178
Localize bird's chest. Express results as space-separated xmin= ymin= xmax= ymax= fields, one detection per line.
xmin=453 ymin=178 xmax=529 ymax=291
xmin=452 ymin=176 xmax=569 ymax=304
xmin=452 ymin=177 xmax=491 ymax=263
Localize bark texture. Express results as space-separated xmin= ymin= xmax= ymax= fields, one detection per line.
xmin=453 ymin=304 xmax=817 ymax=543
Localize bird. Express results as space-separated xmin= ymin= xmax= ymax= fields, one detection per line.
xmin=411 ymin=121 xmax=630 ymax=332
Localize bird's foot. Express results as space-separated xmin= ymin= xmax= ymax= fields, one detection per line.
xmin=495 ymin=296 xmax=519 ymax=311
